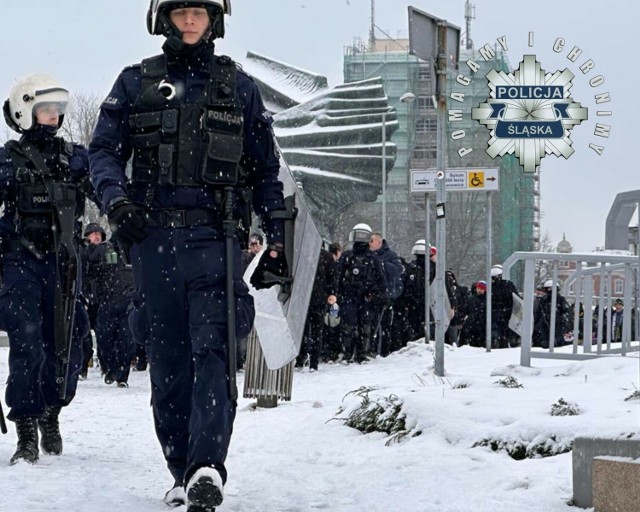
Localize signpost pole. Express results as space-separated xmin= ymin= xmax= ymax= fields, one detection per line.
xmin=433 ymin=21 xmax=448 ymax=377
xmin=425 ymin=193 xmax=431 ymax=342
xmin=485 ymin=191 xmax=493 ymax=351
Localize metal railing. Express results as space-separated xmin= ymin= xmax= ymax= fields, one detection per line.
xmin=502 ymin=251 xmax=640 ymax=367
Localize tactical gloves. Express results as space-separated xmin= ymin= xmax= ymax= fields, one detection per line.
xmin=107 ymin=199 xmax=149 ymax=246
xmin=250 ymin=243 xmax=288 ymax=290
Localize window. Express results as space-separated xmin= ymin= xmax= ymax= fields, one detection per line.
xmin=418 ymin=96 xmax=434 ymax=111
xmin=559 ymin=260 xmax=570 ymax=269
xmin=614 ymin=279 xmax=623 ymax=294
xmin=416 ymin=118 xmax=437 ymax=133
xmin=418 ymin=65 xmax=431 ymax=80
xmin=413 ymin=146 xmax=437 ymax=160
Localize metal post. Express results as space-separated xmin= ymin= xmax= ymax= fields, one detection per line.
xmin=520 ymin=258 xmax=536 ymax=367
xmin=433 ymin=21 xmax=448 ymax=377
xmin=485 ymin=192 xmax=492 ymax=351
xmin=425 ymin=193 xmax=431 ymax=342
xmin=381 ymin=111 xmax=387 ymax=239
xmin=637 ymin=203 xmax=640 ymax=345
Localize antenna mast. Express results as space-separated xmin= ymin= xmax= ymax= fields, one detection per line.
xmin=464 ymin=0 xmax=475 ymax=50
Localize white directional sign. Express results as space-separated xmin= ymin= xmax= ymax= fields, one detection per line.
xmin=410 ymin=168 xmax=500 ymax=193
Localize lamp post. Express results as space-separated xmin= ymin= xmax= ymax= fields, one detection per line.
xmin=381 ymin=92 xmax=416 ymax=239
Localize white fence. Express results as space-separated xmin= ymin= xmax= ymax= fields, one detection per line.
xmin=502 ymin=252 xmax=640 ymax=367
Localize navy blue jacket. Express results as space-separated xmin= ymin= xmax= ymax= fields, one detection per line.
xmin=89 ymin=47 xmax=285 ymax=241
xmin=373 ymin=240 xmax=404 ymax=300
xmin=0 ymin=134 xmax=90 ymax=239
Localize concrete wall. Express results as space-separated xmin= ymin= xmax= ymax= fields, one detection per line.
xmin=573 ymin=436 xmax=640 ymax=508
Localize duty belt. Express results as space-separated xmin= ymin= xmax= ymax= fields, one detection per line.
xmin=148 ymin=208 xmax=219 ymax=228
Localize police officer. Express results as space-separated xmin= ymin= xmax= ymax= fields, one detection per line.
xmin=80 ymin=223 xmax=107 ymax=376
xmin=82 ymin=226 xmax=136 ymax=387
xmin=402 ymin=239 xmax=428 ymax=341
xmin=89 ymin=1 xmax=288 ymax=510
xmin=329 ymin=223 xmax=388 ymax=364
xmin=0 ymin=74 xmax=92 ymax=464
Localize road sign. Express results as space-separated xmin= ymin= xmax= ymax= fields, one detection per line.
xmin=410 ymin=168 xmax=500 ymax=193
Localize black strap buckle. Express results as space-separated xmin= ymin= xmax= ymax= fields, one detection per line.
xmin=162 ymin=210 xmax=186 ymax=227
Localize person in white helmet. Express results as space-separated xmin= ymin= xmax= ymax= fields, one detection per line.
xmin=89 ymin=1 xmax=290 ymax=509
xmin=0 ymin=74 xmax=94 ymax=465
xmin=328 ymin=223 xmax=388 ymax=363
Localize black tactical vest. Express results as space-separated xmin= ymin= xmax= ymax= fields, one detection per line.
xmin=129 ymin=53 xmax=244 ymax=193
xmin=6 ymin=139 xmax=84 ymax=253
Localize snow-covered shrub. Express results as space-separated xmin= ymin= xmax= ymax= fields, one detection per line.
xmin=494 ymin=376 xmax=523 ymax=388
xmin=550 ymin=398 xmax=581 ymax=416
xmin=334 ymin=386 xmax=420 ymax=441
xmin=473 ymin=435 xmax=572 ymax=460
xmin=624 ymin=389 xmax=640 ymax=402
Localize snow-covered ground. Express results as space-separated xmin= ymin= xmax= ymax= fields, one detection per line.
xmin=0 ymin=342 xmax=638 ymax=512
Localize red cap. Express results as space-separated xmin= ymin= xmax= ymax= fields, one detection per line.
xmin=429 ymin=245 xmax=437 ymax=256
xmin=476 ymin=280 xmax=487 ymax=291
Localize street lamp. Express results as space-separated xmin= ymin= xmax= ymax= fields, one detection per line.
xmin=381 ymin=91 xmax=416 ymax=239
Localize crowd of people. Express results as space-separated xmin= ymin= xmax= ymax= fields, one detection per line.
xmin=292 ymin=224 xmax=527 ymax=372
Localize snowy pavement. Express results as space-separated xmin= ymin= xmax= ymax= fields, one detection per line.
xmin=0 ymin=343 xmax=638 ymax=511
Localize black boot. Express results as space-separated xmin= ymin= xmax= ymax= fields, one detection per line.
xmin=10 ymin=417 xmax=39 ymax=465
xmin=38 ymin=406 xmax=63 ymax=455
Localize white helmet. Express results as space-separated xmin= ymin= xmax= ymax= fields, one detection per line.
xmin=490 ymin=266 xmax=502 ymax=277
xmin=3 ymin=74 xmax=70 ymax=133
xmin=348 ymin=223 xmax=373 ymax=243
xmin=543 ymin=279 xmax=555 ymax=288
xmin=411 ymin=239 xmax=426 ymax=255
xmin=147 ymin=0 xmax=231 ymax=40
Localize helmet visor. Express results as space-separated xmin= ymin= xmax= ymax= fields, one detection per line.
xmin=351 ymin=230 xmax=371 ymax=243
xmin=32 ymin=88 xmax=71 ymax=118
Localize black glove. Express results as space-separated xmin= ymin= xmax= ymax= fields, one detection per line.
xmin=250 ymin=244 xmax=288 ymax=290
xmin=107 ymin=199 xmax=149 ymax=246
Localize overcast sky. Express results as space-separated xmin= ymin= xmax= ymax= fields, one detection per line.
xmin=1 ymin=0 xmax=636 ymax=252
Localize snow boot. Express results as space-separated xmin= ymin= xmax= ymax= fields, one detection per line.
xmin=38 ymin=406 xmax=63 ymax=455
xmin=163 ymin=480 xmax=186 ymax=507
xmin=186 ymin=467 xmax=224 ymax=512
xmin=10 ymin=417 xmax=39 ymax=465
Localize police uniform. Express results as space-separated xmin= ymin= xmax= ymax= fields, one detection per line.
xmin=0 ymin=130 xmax=90 ymax=422
xmin=82 ymin=235 xmax=136 ymax=385
xmin=89 ymin=43 xmax=285 ymax=487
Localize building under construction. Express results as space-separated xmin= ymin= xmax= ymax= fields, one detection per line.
xmin=340 ymin=1 xmax=539 ymax=284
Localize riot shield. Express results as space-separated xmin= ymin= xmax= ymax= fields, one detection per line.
xmin=244 ymin=157 xmax=321 ymax=370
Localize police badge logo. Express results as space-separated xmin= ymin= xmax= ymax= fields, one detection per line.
xmin=471 ymin=55 xmax=588 ymax=172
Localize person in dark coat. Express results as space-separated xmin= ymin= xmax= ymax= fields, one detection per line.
xmin=0 ymin=73 xmax=93 ymax=464
xmin=87 ymin=237 xmax=136 ymax=387
xmin=329 ymin=223 xmax=388 ymax=364
xmin=323 ymin=241 xmax=343 ymax=361
xmin=402 ymin=240 xmax=428 ymax=341
xmin=80 ymin=222 xmax=108 ymax=378
xmin=533 ymin=280 xmax=573 ymax=348
xmin=459 ymin=281 xmax=487 ymax=347
xmin=369 ymin=233 xmax=404 ymax=356
xmin=89 ymin=1 xmax=289 ymax=508
xmin=297 ymin=246 xmax=335 ymax=371
xmin=490 ymin=265 xmax=519 ymax=349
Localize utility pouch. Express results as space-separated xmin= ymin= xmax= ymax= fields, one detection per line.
xmin=200 ymin=131 xmax=243 ymax=186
